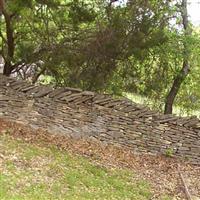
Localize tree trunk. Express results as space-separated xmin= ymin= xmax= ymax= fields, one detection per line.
xmin=164 ymin=0 xmax=191 ymax=114
xmin=0 ymin=0 xmax=4 ymax=15
xmin=3 ymin=61 xmax=13 ymax=76
xmin=32 ymin=65 xmax=47 ymax=84
xmin=2 ymin=7 xmax=15 ymax=76
xmin=164 ymin=61 xmax=189 ymax=114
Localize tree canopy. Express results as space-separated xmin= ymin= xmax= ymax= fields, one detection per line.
xmin=0 ymin=0 xmax=200 ymax=115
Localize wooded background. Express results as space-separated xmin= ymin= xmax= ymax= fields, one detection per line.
xmin=0 ymin=0 xmax=200 ymax=115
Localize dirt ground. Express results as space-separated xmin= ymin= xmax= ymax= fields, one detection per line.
xmin=0 ymin=118 xmax=199 ymax=200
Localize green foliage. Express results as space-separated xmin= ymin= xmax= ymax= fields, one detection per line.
xmin=175 ymin=31 xmax=200 ymax=113
xmin=1 ymin=0 xmax=200 ymax=114
xmin=165 ymin=148 xmax=174 ymax=157
xmin=68 ymin=0 xmax=96 ymax=27
xmin=38 ymin=75 xmax=56 ymax=85
xmin=7 ymin=0 xmax=33 ymax=13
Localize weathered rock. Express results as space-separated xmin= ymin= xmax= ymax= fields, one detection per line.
xmin=0 ymin=74 xmax=199 ymax=164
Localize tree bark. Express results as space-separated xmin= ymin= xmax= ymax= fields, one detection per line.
xmin=3 ymin=61 xmax=14 ymax=76
xmin=164 ymin=0 xmax=191 ymax=114
xmin=32 ymin=65 xmax=47 ymax=84
xmin=0 ymin=0 xmax=4 ymax=15
xmin=2 ymin=7 xmax=15 ymax=76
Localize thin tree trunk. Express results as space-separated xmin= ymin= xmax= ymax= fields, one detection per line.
xmin=32 ymin=65 xmax=47 ymax=84
xmin=164 ymin=0 xmax=191 ymax=114
xmin=0 ymin=0 xmax=4 ymax=15
xmin=3 ymin=61 xmax=13 ymax=76
xmin=164 ymin=60 xmax=190 ymax=114
xmin=2 ymin=7 xmax=15 ymax=76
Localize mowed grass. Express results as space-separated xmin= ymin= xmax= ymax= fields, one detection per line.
xmin=0 ymin=133 xmax=152 ymax=200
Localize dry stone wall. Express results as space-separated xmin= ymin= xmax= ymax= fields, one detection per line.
xmin=0 ymin=74 xmax=200 ymax=164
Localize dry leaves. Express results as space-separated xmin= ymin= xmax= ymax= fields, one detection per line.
xmin=0 ymin=118 xmax=199 ymax=200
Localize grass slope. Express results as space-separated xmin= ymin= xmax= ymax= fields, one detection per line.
xmin=0 ymin=133 xmax=152 ymax=200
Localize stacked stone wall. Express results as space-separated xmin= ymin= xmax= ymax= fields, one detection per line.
xmin=0 ymin=75 xmax=199 ymax=163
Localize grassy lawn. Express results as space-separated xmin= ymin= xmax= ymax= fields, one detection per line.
xmin=0 ymin=133 xmax=152 ymax=200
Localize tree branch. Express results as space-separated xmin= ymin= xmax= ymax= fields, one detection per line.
xmin=178 ymin=164 xmax=192 ymax=200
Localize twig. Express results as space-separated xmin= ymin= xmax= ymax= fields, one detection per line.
xmin=178 ymin=164 xmax=192 ymax=200
xmin=0 ymin=154 xmax=5 ymax=159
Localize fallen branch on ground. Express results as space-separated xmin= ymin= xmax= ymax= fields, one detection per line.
xmin=178 ymin=164 xmax=192 ymax=200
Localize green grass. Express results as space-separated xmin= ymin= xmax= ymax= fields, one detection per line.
xmin=0 ymin=133 xmax=152 ymax=200
xmin=161 ymin=196 xmax=172 ymax=200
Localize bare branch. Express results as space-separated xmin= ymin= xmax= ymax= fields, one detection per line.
xmin=178 ymin=164 xmax=192 ymax=200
